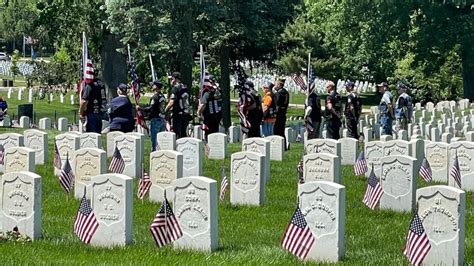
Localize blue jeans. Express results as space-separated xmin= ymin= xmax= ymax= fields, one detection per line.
xmin=262 ymin=121 xmax=274 ymax=137
xmin=380 ymin=115 xmax=393 ymax=136
xmin=151 ymin=118 xmax=165 ymax=151
xmin=86 ymin=113 xmax=103 ymax=134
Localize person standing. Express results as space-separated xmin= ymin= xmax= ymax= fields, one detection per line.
xmin=273 ymin=77 xmax=289 ymax=140
xmin=344 ymin=80 xmax=362 ymax=139
xmin=79 ymin=76 xmax=104 ymax=133
xmin=395 ymin=83 xmax=412 ymax=131
xmin=304 ymin=84 xmax=322 ymax=139
xmin=138 ymin=80 xmax=167 ymax=151
xmin=378 ymin=82 xmax=394 ymax=136
xmin=323 ymin=81 xmax=342 ymax=140
xmin=261 ymin=82 xmax=276 ymax=137
xmin=246 ymin=81 xmax=263 ymax=138
xmin=197 ymin=75 xmax=222 ymax=139
xmin=0 ymin=95 xmax=8 ymax=121
xmin=108 ymin=83 xmax=134 ymax=133
xmin=165 ymin=72 xmax=190 ymax=139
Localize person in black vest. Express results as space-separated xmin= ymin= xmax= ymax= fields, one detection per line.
xmin=80 ymin=76 xmax=104 ymax=133
xmin=165 ymin=72 xmax=190 ymax=139
xmin=344 ymin=80 xmax=361 ymax=139
xmin=246 ymin=81 xmax=263 ymax=138
xmin=324 ymin=81 xmax=342 ymax=140
xmin=197 ymin=75 xmax=222 ymax=139
xmin=138 ymin=80 xmax=167 ymax=151
xmin=261 ymin=81 xmax=276 ymax=137
xmin=304 ymin=83 xmax=322 ymax=139
xmin=273 ymin=77 xmax=289 ymax=140
xmin=108 ymin=83 xmax=134 ymax=133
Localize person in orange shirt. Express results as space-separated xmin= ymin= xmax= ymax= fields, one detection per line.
xmin=261 ymin=82 xmax=276 ymax=137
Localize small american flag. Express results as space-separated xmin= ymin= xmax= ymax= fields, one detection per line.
xmin=362 ymin=167 xmax=383 ymax=210
xmin=354 ymin=151 xmax=368 ymax=176
xmin=281 ymin=203 xmax=315 ymax=259
xmin=297 ymin=158 xmax=304 ymax=184
xmin=150 ymin=198 xmax=183 ymax=248
xmin=53 ymin=142 xmax=62 ymax=170
xmin=403 ymin=212 xmax=432 ymax=266
xmin=74 ymin=195 xmax=99 ymax=244
xmin=450 ymin=152 xmax=462 ymax=188
xmin=219 ymin=167 xmax=228 ymax=201
xmin=292 ymin=73 xmax=307 ymax=91
xmin=0 ymin=144 xmax=4 ymax=165
xmin=419 ymin=157 xmax=432 ymax=183
xmin=109 ymin=146 xmax=125 ymax=174
xmin=305 ymin=117 xmax=314 ymax=134
xmin=59 ymin=153 xmax=74 ymax=193
xmin=137 ymin=163 xmax=152 ymax=200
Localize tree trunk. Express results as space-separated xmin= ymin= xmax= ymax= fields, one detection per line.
xmin=101 ymin=33 xmax=126 ymax=100
xmin=461 ymin=32 xmax=474 ymax=101
xmin=177 ymin=8 xmax=195 ymax=122
xmin=220 ymin=46 xmax=231 ymax=129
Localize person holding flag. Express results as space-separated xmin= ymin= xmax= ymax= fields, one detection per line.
xmin=108 ymin=83 xmax=134 ymax=133
xmin=197 ymin=74 xmax=222 ymax=139
xmin=138 ymin=80 xmax=167 ymax=151
xmin=79 ymin=69 xmax=105 ymax=134
xmin=304 ymin=82 xmax=322 ymax=139
xmin=344 ymin=80 xmax=361 ymax=140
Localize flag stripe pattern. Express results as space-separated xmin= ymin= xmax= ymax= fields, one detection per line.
xmin=450 ymin=153 xmax=462 ymax=188
xmin=403 ymin=212 xmax=432 ymax=266
xmin=305 ymin=117 xmax=314 ymax=134
xmin=419 ymin=157 xmax=432 ymax=183
xmin=219 ymin=167 xmax=228 ymax=201
xmin=138 ymin=164 xmax=152 ymax=200
xmin=292 ymin=74 xmax=307 ymax=91
xmin=354 ymin=151 xmax=368 ymax=176
xmin=150 ymin=199 xmax=183 ymax=248
xmin=74 ymin=196 xmax=99 ymax=244
xmin=362 ymin=168 xmax=383 ymax=210
xmin=109 ymin=146 xmax=125 ymax=174
xmin=281 ymin=205 xmax=315 ymax=259
xmin=59 ymin=154 xmax=74 ymax=193
xmin=54 ymin=142 xmax=62 ymax=170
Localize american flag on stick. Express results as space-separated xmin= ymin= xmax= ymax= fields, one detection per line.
xmin=219 ymin=167 xmax=228 ymax=201
xmin=354 ymin=151 xmax=368 ymax=176
xmin=362 ymin=166 xmax=383 ymax=210
xmin=74 ymin=194 xmax=99 ymax=244
xmin=281 ymin=201 xmax=315 ymax=260
xmin=292 ymin=73 xmax=307 ymax=91
xmin=127 ymin=44 xmax=148 ymax=132
xmin=79 ymin=32 xmax=94 ymax=98
xmin=53 ymin=142 xmax=61 ymax=170
xmin=0 ymin=144 xmax=4 ymax=165
xmin=419 ymin=157 xmax=432 ymax=183
xmin=137 ymin=163 xmax=152 ymax=200
xmin=109 ymin=146 xmax=125 ymax=174
xmin=150 ymin=197 xmax=183 ymax=248
xmin=450 ymin=152 xmax=462 ymax=188
xmin=59 ymin=152 xmax=74 ymax=193
xmin=403 ymin=212 xmax=432 ymax=266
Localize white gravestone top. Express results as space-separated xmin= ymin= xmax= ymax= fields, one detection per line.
xmin=230 ymin=151 xmax=265 ymax=206
xmin=176 ymin=138 xmax=203 ymax=177
xmin=149 ymin=150 xmax=183 ymax=203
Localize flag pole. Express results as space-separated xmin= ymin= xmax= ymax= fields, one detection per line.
xmin=149 ymin=54 xmax=157 ymax=81
xmin=307 ymin=52 xmax=311 ymax=97
xmin=199 ymin=45 xmax=204 ymax=90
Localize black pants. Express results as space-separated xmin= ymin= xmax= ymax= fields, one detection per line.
xmin=203 ymin=113 xmax=221 ymax=140
xmin=173 ymin=114 xmax=190 ymax=139
xmin=346 ymin=117 xmax=359 ymax=139
xmin=326 ymin=119 xmax=341 ymax=140
xmin=247 ymin=120 xmax=261 ymax=138
xmin=274 ymin=114 xmax=286 ymax=137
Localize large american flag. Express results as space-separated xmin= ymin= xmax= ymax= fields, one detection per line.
xmin=450 ymin=152 xmax=462 ymax=188
xmin=362 ymin=167 xmax=383 ymax=210
xmin=59 ymin=152 xmax=74 ymax=193
xmin=53 ymin=142 xmax=62 ymax=170
xmin=109 ymin=146 xmax=125 ymax=174
xmin=292 ymin=73 xmax=307 ymax=91
xmin=128 ymin=45 xmax=148 ymax=132
xmin=219 ymin=167 xmax=228 ymax=201
xmin=79 ymin=32 xmax=94 ymax=98
xmin=281 ymin=204 xmax=315 ymax=259
xmin=150 ymin=198 xmax=183 ymax=248
xmin=419 ymin=157 xmax=432 ymax=183
xmin=354 ymin=151 xmax=368 ymax=176
xmin=0 ymin=144 xmax=4 ymax=165
xmin=74 ymin=195 xmax=99 ymax=244
xmin=403 ymin=212 xmax=432 ymax=266
xmin=137 ymin=163 xmax=152 ymax=200
xmin=234 ymin=63 xmax=251 ymax=133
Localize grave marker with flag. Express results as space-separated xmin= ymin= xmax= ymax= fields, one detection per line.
xmin=138 ymin=163 xmax=152 ymax=200
xmin=109 ymin=146 xmax=125 ymax=174
xmin=450 ymin=152 xmax=462 ymax=188
xmin=354 ymin=151 xmax=368 ymax=176
xmin=219 ymin=167 xmax=228 ymax=201
xmin=149 ymin=197 xmax=183 ymax=248
xmin=74 ymin=193 xmax=99 ymax=244
xmin=281 ymin=201 xmax=315 ymax=260
xmin=419 ymin=157 xmax=432 ymax=183
xmin=362 ymin=166 xmax=383 ymax=210
xmin=402 ymin=211 xmax=432 ymax=266
xmin=59 ymin=152 xmax=74 ymax=193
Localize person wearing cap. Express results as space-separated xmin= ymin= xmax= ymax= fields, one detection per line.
xmin=304 ymin=83 xmax=322 ymax=139
xmin=344 ymin=80 xmax=362 ymax=139
xmin=197 ymin=74 xmax=222 ymax=139
xmin=138 ymin=80 xmax=167 ymax=151
xmin=377 ymin=82 xmax=394 ymax=136
xmin=79 ymin=69 xmax=104 ymax=133
xmin=274 ymin=77 xmax=289 ymax=141
xmin=261 ymin=81 xmax=276 ymax=137
xmin=108 ymin=83 xmax=134 ymax=133
xmin=245 ymin=81 xmax=263 ymax=137
xmin=395 ymin=83 xmax=413 ymax=131
xmin=165 ymin=72 xmax=190 ymax=139
xmin=323 ymin=81 xmax=343 ymax=140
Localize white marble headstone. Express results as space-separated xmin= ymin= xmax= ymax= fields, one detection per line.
xmin=303 ymin=153 xmax=341 ymax=184
xmin=364 ymin=141 xmax=384 ymax=178
xmin=23 ymin=129 xmax=48 ymax=165
xmin=55 ymin=133 xmax=80 ymax=176
xmin=242 ymin=138 xmax=270 ymax=183
xmin=265 ymin=135 xmax=285 ymax=161
xmin=425 ymin=142 xmax=448 ymax=183
xmin=207 ymin=133 xmax=227 ymax=160
xmin=106 ymin=131 xmax=124 ymax=157
xmin=338 ymin=138 xmax=358 ymax=165
xmin=80 ymin=133 xmax=102 ymax=149
xmin=4 ymin=147 xmax=35 ymax=173
xmin=74 ymin=148 xmax=106 ymax=199
xmin=156 ymin=131 xmax=176 ymax=151
xmin=114 ymin=135 xmax=141 ymax=178
xmin=149 ymin=150 xmax=183 ymax=202
xmin=57 ymin=117 xmax=68 ymax=131
xmin=448 ymin=141 xmax=474 ymax=191
xmin=230 ymin=151 xmax=265 ymax=206
xmin=176 ymin=138 xmax=203 ymax=177
xmin=305 ymin=139 xmax=341 ymax=158
xmin=38 ymin=118 xmax=51 ymax=130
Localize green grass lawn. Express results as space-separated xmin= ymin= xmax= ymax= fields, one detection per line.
xmin=0 ymin=129 xmax=472 ymax=264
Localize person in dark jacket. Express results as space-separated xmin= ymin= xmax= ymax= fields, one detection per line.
xmin=79 ymin=77 xmax=104 ymax=133
xmin=138 ymin=80 xmax=166 ymax=151
xmin=108 ymin=83 xmax=134 ymax=133
xmin=323 ymin=81 xmax=343 ymax=140
xmin=344 ymin=80 xmax=361 ymax=139
xmin=304 ymin=84 xmax=322 ymax=139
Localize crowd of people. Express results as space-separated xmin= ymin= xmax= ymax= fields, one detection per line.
xmin=78 ymin=70 xmax=414 ymax=150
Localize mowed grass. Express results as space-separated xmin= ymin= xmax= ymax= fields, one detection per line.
xmin=0 ymin=128 xmax=472 ymax=264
